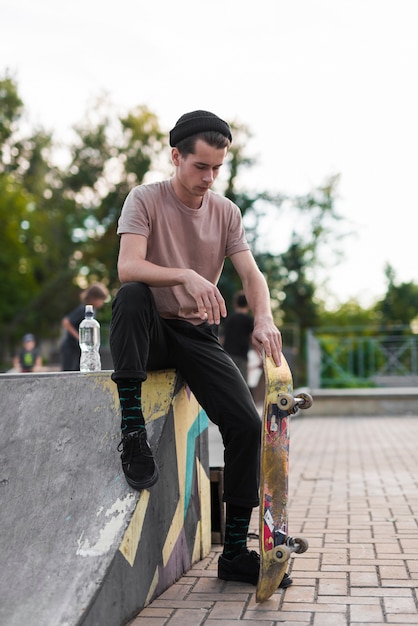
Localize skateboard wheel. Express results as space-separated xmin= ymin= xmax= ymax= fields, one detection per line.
xmin=295 ymin=392 xmax=313 ymax=409
xmin=277 ymin=392 xmax=294 ymax=411
xmin=293 ymin=537 xmax=309 ymax=554
xmin=273 ymin=544 xmax=291 ymax=563
xmin=273 ymin=546 xmax=289 ymax=563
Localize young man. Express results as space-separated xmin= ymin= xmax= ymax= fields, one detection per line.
xmin=110 ymin=110 xmax=291 ymax=588
xmin=60 ymin=283 xmax=109 ymax=371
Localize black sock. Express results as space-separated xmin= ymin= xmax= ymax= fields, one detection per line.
xmin=223 ymin=504 xmax=252 ymax=559
xmin=116 ymin=378 xmax=145 ymax=434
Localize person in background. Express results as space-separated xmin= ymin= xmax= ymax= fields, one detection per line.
xmin=223 ymin=291 xmax=254 ymax=384
xmin=13 ymin=334 xmax=42 ymax=373
xmin=60 ymin=283 xmax=109 ymax=371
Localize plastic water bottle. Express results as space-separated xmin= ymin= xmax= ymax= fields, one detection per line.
xmin=79 ymin=305 xmax=101 ymax=372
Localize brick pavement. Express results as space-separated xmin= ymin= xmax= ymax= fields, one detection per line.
xmin=129 ymin=416 xmax=418 ymax=626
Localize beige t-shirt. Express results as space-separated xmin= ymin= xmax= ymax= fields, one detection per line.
xmin=117 ymin=180 xmax=250 ymax=324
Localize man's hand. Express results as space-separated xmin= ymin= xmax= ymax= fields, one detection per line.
xmin=252 ymin=319 xmax=282 ymax=367
xmin=184 ymin=271 xmax=227 ymax=325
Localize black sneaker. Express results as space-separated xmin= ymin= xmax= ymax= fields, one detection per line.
xmin=118 ymin=430 xmax=159 ymax=490
xmin=218 ymin=550 xmax=293 ymax=588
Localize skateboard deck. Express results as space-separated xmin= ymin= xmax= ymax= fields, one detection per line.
xmin=256 ymin=353 xmax=312 ymax=602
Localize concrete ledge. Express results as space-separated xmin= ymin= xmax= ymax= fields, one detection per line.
xmin=302 ymin=387 xmax=418 ymax=417
xmin=0 ymin=370 xmax=210 ymax=626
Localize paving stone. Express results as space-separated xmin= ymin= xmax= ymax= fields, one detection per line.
xmin=385 ymin=616 xmax=418 ymax=624
xmin=313 ymin=614 xmax=347 ymax=626
xmin=379 ymin=565 xmax=410 ymax=580
xmin=318 ymin=577 xmax=348 ymax=595
xmin=383 ymin=594 xmax=417 ymax=613
xmin=349 ymin=603 xmax=384 ymax=622
xmin=163 ymin=608 xmax=210 ymax=625
xmin=352 ymin=587 xmax=412 ymax=597
xmin=209 ymin=600 xmax=246 ymax=619
xmin=206 ymin=621 xmax=274 ymax=626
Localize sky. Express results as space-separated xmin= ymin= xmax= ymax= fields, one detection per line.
xmin=2 ymin=0 xmax=417 ymax=309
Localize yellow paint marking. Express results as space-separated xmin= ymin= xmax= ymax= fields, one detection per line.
xmin=196 ymin=458 xmax=211 ymax=559
xmin=161 ymin=384 xmax=197 ymax=565
xmin=119 ymin=490 xmax=150 ymax=566
xmin=161 ymin=500 xmax=183 ymax=567
xmin=145 ymin=566 xmax=159 ymax=606
xmin=191 ymin=521 xmax=202 ymax=563
xmin=142 ymin=370 xmax=177 ymax=423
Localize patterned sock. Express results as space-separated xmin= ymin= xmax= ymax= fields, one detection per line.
xmin=223 ymin=504 xmax=252 ymax=559
xmin=116 ymin=378 xmax=145 ymax=434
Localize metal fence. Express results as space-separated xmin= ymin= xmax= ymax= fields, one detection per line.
xmin=307 ymin=327 xmax=418 ymax=388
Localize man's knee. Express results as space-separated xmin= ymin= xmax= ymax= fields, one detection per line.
xmin=113 ymin=282 xmax=152 ymax=314
xmin=117 ymin=281 xmax=149 ymax=302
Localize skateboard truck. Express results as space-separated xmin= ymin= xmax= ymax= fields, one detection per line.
xmin=273 ymin=536 xmax=309 ymax=564
xmin=277 ymin=391 xmax=313 ymax=413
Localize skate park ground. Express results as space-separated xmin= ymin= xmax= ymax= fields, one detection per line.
xmin=2 ymin=371 xmax=418 ymax=626
xmin=129 ymin=406 xmax=418 ymax=626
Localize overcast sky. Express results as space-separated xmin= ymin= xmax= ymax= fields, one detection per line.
xmin=2 ymin=0 xmax=417 ymax=308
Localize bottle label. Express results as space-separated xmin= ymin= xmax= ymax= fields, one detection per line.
xmin=81 ymin=327 xmax=94 ymax=344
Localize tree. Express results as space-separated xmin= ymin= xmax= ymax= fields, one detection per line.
xmin=0 ymin=77 xmax=168 ymax=367
xmin=319 ymin=299 xmax=380 ymax=331
xmin=0 ymin=175 xmax=37 ymax=323
xmin=219 ymin=129 xmax=342 ymax=329
xmin=215 ymin=125 xmax=343 ymax=382
xmin=0 ymin=70 xmax=23 ymax=161
xmin=0 ymin=74 xmax=74 ymax=361
xmin=60 ymin=100 xmax=166 ymax=294
xmin=376 ymin=264 xmax=418 ymax=329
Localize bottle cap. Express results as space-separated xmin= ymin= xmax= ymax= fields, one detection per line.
xmin=85 ymin=304 xmax=94 ymax=314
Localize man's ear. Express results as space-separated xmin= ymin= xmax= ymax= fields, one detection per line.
xmin=171 ymin=147 xmax=181 ymax=166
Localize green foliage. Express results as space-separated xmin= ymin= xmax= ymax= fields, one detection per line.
xmin=0 ymin=175 xmax=37 ymax=320
xmin=0 ymin=71 xmax=23 ymax=151
xmin=376 ymin=264 xmax=418 ymax=328
xmin=60 ymin=100 xmax=166 ymax=290
xmin=0 ymin=77 xmax=167 ymax=365
xmin=324 ymin=376 xmax=377 ymax=389
xmin=120 ymin=105 xmax=166 ymax=184
xmin=319 ymin=299 xmax=380 ymax=331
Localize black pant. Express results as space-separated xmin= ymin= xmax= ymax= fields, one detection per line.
xmin=110 ymin=282 xmax=261 ymax=508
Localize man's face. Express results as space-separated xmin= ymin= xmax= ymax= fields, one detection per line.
xmin=172 ymin=139 xmax=227 ymax=204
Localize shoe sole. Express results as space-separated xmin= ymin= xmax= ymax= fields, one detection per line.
xmin=218 ymin=572 xmax=257 ymax=584
xmin=279 ymin=574 xmax=293 ymax=588
xmin=125 ymin=465 xmax=160 ymax=490
xmin=218 ymin=568 xmax=293 ymax=589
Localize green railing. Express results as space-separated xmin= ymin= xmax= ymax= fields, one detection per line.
xmin=307 ymin=327 xmax=418 ymax=388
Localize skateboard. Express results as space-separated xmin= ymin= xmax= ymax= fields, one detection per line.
xmin=256 ymin=353 xmax=312 ymax=602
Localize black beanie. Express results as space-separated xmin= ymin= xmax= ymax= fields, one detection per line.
xmin=169 ymin=110 xmax=232 ymax=147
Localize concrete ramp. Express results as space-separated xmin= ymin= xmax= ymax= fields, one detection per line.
xmin=0 ymin=371 xmax=210 ymax=626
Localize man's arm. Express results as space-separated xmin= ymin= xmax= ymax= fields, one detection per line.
xmin=62 ymin=316 xmax=79 ymax=341
xmin=117 ymin=233 xmax=227 ymax=324
xmin=230 ymin=250 xmax=282 ymax=366
xmin=118 ymin=233 xmax=189 ymax=286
